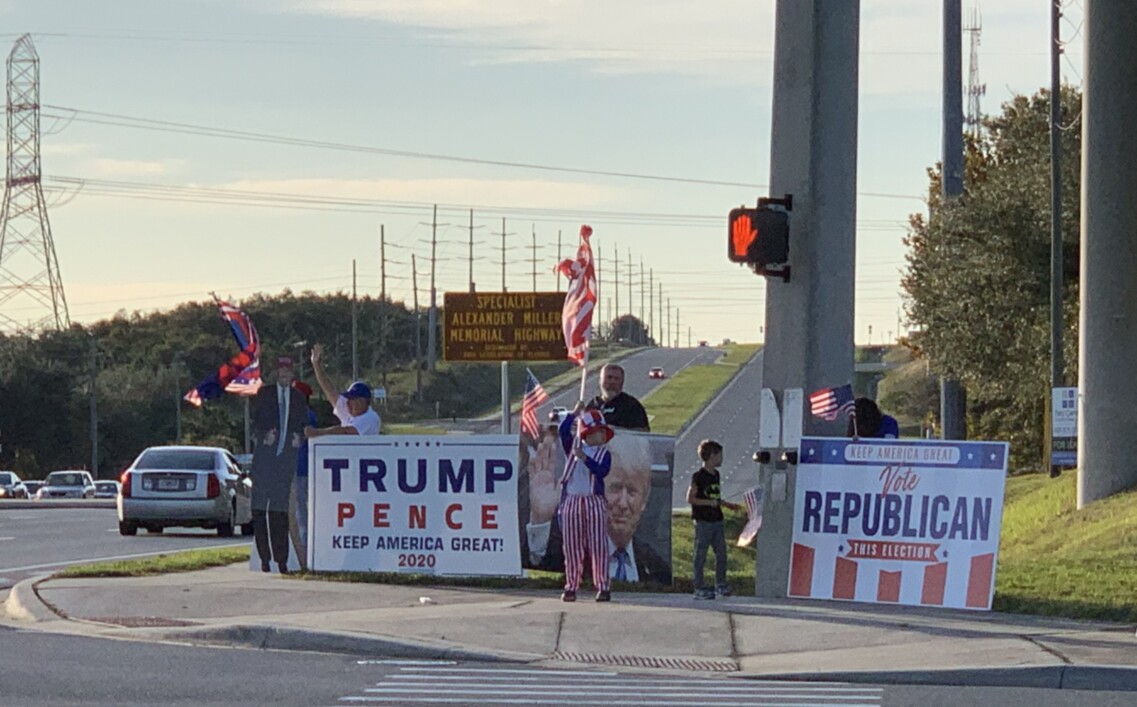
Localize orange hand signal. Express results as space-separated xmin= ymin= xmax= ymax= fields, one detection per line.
xmin=731 ymin=213 xmax=757 ymax=258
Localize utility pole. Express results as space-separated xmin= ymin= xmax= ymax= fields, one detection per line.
xmin=1077 ymin=1 xmax=1137 ymax=506
xmin=649 ymin=268 xmax=654 ymax=345
xmin=380 ymin=225 xmax=388 ymax=387
xmin=88 ymin=334 xmax=97 ymax=476
xmin=613 ymin=246 xmax=620 ymax=326
xmin=412 ymin=254 xmax=423 ymax=402
xmin=1049 ymin=0 xmax=1064 ymax=390
xmin=497 ymin=218 xmax=513 ymax=291
xmin=675 ymin=307 xmax=680 ymax=349
xmin=666 ymin=298 xmax=671 ymax=348
xmin=639 ymin=258 xmax=645 ymax=344
xmin=528 ymin=224 xmax=539 ymax=291
xmin=688 ymin=326 xmax=692 ymax=348
xmin=173 ymin=361 xmax=182 ymax=445
xmin=351 ymin=259 xmax=359 ymax=381
xmin=627 ymin=249 xmax=633 ymax=339
xmin=658 ymin=281 xmax=663 ymax=346
xmin=468 ymin=209 xmax=476 ymax=293
xmin=940 ymin=0 xmax=967 ymax=440
xmin=427 ymin=205 xmax=439 ymax=372
xmin=555 ymin=230 xmax=563 ymax=291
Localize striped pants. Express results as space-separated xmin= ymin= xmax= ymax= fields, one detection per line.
xmin=559 ymin=494 xmax=609 ymax=592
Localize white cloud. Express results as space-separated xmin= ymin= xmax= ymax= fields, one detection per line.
xmin=83 ymin=158 xmax=185 ymax=177
xmin=42 ymin=141 xmax=97 ymax=157
xmin=280 ymin=0 xmax=1077 ymax=94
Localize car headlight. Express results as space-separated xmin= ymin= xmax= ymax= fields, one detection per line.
xmin=0 ymin=488 xmax=8 ymax=497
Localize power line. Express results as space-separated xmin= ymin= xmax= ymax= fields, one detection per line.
xmin=42 ymin=105 xmax=923 ymax=200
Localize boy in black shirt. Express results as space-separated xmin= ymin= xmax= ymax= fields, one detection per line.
xmin=686 ymin=440 xmax=742 ymax=599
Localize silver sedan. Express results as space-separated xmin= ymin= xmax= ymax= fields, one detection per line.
xmin=118 ymin=446 xmax=253 ymax=537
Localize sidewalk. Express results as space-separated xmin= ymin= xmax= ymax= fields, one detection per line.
xmin=5 ymin=563 xmax=1137 ymax=690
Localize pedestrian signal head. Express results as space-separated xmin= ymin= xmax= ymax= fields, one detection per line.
xmin=727 ymin=207 xmax=789 ymax=270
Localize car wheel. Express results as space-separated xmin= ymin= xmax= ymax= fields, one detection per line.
xmin=119 ymin=520 xmax=138 ymax=536
xmin=217 ymin=504 xmax=235 ymax=537
xmin=146 ymin=526 xmax=164 ymax=534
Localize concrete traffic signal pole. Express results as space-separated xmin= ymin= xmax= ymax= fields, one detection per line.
xmin=753 ymin=0 xmax=860 ymax=599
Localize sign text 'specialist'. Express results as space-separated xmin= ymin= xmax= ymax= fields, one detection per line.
xmin=443 ymin=291 xmax=567 ymax=361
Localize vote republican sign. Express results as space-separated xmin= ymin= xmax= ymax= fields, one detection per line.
xmin=790 ymin=437 xmax=1009 ymax=610
xmin=307 ymin=436 xmax=521 ymax=576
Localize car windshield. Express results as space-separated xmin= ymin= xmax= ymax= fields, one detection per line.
xmin=95 ymin=482 xmax=116 ymax=490
xmin=135 ymin=450 xmax=216 ymax=471
xmin=46 ymin=472 xmax=85 ymax=486
xmin=0 ymin=472 xmax=14 ymax=484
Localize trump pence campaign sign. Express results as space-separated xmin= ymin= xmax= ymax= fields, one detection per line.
xmin=790 ymin=437 xmax=1008 ymax=610
xmin=308 ymin=436 xmax=521 ymax=576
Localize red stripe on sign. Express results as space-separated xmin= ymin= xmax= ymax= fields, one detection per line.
xmin=833 ymin=557 xmax=858 ymax=600
xmin=921 ymin=562 xmax=948 ymax=606
xmin=877 ymin=570 xmax=901 ymax=602
xmin=789 ymin=543 xmax=815 ymax=596
xmin=966 ymin=553 xmax=995 ymax=608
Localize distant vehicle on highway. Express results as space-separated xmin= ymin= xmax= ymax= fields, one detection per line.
xmin=22 ymin=480 xmax=43 ymax=499
xmin=0 ymin=471 xmax=28 ymax=499
xmin=93 ymin=480 xmax=121 ymax=499
xmin=698 ymin=340 xmax=708 ymax=347
xmin=550 ymin=406 xmax=568 ymax=420
xmin=37 ymin=470 xmax=96 ymax=500
xmin=118 ymin=446 xmax=253 ymax=537
xmin=648 ymin=366 xmax=666 ymax=379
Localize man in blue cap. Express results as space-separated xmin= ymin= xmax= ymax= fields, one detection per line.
xmin=304 ymin=343 xmax=381 ymax=437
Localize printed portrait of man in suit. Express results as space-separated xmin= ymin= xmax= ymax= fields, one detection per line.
xmin=520 ymin=431 xmax=673 ymax=585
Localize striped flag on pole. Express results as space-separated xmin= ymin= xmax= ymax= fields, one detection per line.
xmin=520 ymin=368 xmax=549 ymax=440
xmin=737 ymin=486 xmax=764 ymax=547
xmin=809 ymin=383 xmax=855 ymax=421
xmin=184 ymin=298 xmax=263 ymax=407
xmin=556 ymin=225 xmax=597 ymax=366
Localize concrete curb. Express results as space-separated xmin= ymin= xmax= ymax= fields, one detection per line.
xmin=4 ymin=575 xmax=62 ymax=623
xmin=755 ymin=665 xmax=1137 ymax=692
xmin=147 ymin=623 xmax=543 ymax=663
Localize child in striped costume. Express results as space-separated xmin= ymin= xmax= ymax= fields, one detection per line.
xmin=558 ymin=402 xmax=614 ymax=603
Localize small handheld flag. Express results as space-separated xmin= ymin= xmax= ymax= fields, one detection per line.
xmin=520 ymin=368 xmax=549 ymax=441
xmin=736 ymin=486 xmax=765 ymax=547
xmin=809 ymin=383 xmax=855 ymax=421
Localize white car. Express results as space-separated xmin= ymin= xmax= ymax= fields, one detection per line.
xmin=118 ymin=446 xmax=253 ymax=536
xmin=37 ymin=470 xmax=96 ymax=499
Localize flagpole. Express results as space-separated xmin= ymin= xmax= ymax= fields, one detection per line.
xmin=578 ymin=348 xmax=590 ymax=402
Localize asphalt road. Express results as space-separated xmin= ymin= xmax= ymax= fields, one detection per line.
xmin=1 ymin=634 xmax=1127 ymax=707
xmin=672 ymin=348 xmax=764 ymax=508
xmin=0 ymin=505 xmax=251 ymax=591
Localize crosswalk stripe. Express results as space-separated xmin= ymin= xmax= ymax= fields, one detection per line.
xmin=365 ymin=687 xmax=876 ymax=697
xmin=385 ymin=675 xmax=883 ymax=691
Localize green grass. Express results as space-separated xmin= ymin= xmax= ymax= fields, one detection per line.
xmin=994 ymin=472 xmax=1137 ymax=621
xmin=641 ymin=345 xmax=758 ymax=435
xmin=384 ymin=423 xmax=449 ymax=435
xmin=54 ymin=546 xmax=250 ymax=578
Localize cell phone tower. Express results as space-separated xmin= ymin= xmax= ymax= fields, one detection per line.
xmin=964 ymin=6 xmax=986 ymax=139
xmin=0 ymin=34 xmax=69 ymax=333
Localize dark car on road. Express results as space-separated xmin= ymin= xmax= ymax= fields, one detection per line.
xmin=93 ymin=480 xmax=121 ymax=499
xmin=0 ymin=471 xmax=27 ymax=499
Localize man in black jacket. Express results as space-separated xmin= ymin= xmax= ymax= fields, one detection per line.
xmin=587 ymin=364 xmax=650 ymax=432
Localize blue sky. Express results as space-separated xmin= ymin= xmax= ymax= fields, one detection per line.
xmin=0 ymin=0 xmax=1082 ymax=345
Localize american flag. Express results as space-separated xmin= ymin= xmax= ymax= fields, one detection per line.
xmin=184 ymin=298 xmax=263 ymax=407
xmin=520 ymin=368 xmax=549 ymax=440
xmin=737 ymin=486 xmax=765 ymax=547
xmin=809 ymin=383 xmax=855 ymax=421
xmin=556 ymin=224 xmax=597 ymax=366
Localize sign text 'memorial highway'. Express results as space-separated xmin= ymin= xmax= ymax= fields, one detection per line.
xmin=443 ymin=292 xmax=567 ymax=362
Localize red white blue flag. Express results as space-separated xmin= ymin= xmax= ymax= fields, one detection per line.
xmin=556 ymin=225 xmax=597 ymax=366
xmin=809 ymin=383 xmax=855 ymax=421
xmin=184 ymin=298 xmax=263 ymax=407
xmin=520 ymin=368 xmax=549 ymax=441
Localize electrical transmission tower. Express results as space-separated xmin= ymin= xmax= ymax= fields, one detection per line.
xmin=964 ymin=6 xmax=986 ymax=139
xmin=0 ymin=34 xmax=68 ymax=333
